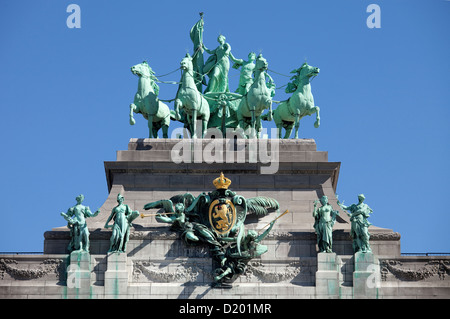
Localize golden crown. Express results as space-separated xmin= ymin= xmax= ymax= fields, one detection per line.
xmin=213 ymin=172 xmax=232 ymax=190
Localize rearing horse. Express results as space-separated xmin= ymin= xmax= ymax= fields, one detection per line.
xmin=236 ymin=54 xmax=273 ymax=138
xmin=174 ymin=54 xmax=210 ymax=138
xmin=129 ymin=61 xmax=170 ymax=138
xmin=272 ymin=62 xmax=320 ymax=139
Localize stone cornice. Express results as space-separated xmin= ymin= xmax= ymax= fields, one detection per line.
xmin=44 ymin=229 xmax=401 ymax=241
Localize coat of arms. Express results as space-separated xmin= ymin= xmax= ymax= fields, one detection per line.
xmin=141 ymin=172 xmax=284 ymax=287
xmin=209 ymin=199 xmax=236 ymax=235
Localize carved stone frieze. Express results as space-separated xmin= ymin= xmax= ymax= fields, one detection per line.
xmin=132 ymin=260 xmax=208 ymax=283
xmin=131 ymin=259 xmax=303 ymax=284
xmin=380 ymin=259 xmax=450 ymax=281
xmin=0 ymin=258 xmax=65 ymax=280
xmin=244 ymin=261 xmax=301 ymax=283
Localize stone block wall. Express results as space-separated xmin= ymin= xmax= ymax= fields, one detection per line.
xmin=2 ymin=250 xmax=449 ymax=299
xmin=4 ymin=138 xmax=445 ymax=299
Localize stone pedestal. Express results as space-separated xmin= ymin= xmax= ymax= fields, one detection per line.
xmin=66 ymin=251 xmax=92 ymax=299
xmin=315 ymin=252 xmax=340 ymax=298
xmin=104 ymin=252 xmax=129 ymax=298
xmin=353 ymin=252 xmax=380 ymax=299
xmin=36 ymin=138 xmax=404 ymax=299
xmin=46 ymin=138 xmax=401 ymax=257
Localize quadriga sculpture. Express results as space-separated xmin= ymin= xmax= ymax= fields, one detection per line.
xmin=236 ymin=54 xmax=273 ymax=138
xmin=129 ymin=61 xmax=171 ymax=138
xmin=271 ymin=62 xmax=321 ymax=139
xmin=174 ymin=54 xmax=210 ymax=138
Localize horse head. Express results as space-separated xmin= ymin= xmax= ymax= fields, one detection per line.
xmin=131 ymin=61 xmax=153 ymax=78
xmin=298 ymin=62 xmax=320 ymax=80
xmin=180 ymin=54 xmax=194 ymax=73
xmin=255 ymin=54 xmax=268 ymax=72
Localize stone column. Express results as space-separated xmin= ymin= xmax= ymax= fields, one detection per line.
xmin=104 ymin=252 xmax=129 ymax=298
xmin=353 ymin=252 xmax=380 ymax=299
xmin=66 ymin=251 xmax=92 ymax=299
xmin=315 ymin=252 xmax=340 ymax=298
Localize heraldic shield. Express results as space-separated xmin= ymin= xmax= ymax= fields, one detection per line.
xmin=208 ymin=199 xmax=236 ymax=235
xmin=141 ymin=172 xmax=282 ymax=287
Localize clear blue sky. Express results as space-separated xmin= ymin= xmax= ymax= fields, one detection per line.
xmin=0 ymin=0 xmax=449 ymax=253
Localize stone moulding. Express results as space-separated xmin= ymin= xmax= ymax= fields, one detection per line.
xmin=104 ymin=164 xmax=342 ymax=193
xmin=380 ymin=259 xmax=450 ymax=281
xmin=0 ymin=258 xmax=65 ymax=280
xmin=44 ymin=230 xmax=401 ymax=241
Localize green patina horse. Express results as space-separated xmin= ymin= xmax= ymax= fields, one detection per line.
xmin=271 ymin=62 xmax=320 ymax=139
xmin=174 ymin=54 xmax=210 ymax=138
xmin=236 ymin=54 xmax=273 ymax=138
xmin=129 ymin=61 xmax=171 ymax=138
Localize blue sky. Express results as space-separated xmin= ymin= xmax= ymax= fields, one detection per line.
xmin=0 ymin=0 xmax=449 ymax=253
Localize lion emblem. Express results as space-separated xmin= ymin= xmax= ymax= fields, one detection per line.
xmin=209 ymin=199 xmax=236 ymax=235
xmin=213 ymin=204 xmax=232 ymax=231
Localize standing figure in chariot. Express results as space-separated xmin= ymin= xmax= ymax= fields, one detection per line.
xmin=232 ymin=52 xmax=256 ymax=95
xmin=203 ymin=34 xmax=239 ymax=94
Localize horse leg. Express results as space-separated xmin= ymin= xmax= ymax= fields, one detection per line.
xmin=255 ymin=116 xmax=262 ymax=139
xmin=314 ymin=106 xmax=320 ymax=128
xmin=152 ymin=125 xmax=159 ymax=139
xmin=249 ymin=110 xmax=256 ymax=138
xmin=277 ymin=125 xmax=283 ymax=139
xmin=191 ymin=110 xmax=197 ymax=139
xmin=272 ymin=109 xmax=282 ymax=138
xmin=162 ymin=113 xmax=170 ymax=139
xmin=148 ymin=115 xmax=154 ymax=138
xmin=202 ymin=117 xmax=208 ymax=138
xmin=294 ymin=116 xmax=300 ymax=139
xmin=174 ymin=99 xmax=182 ymax=121
xmin=129 ymin=103 xmax=137 ymax=125
xmin=267 ymin=100 xmax=273 ymax=122
xmin=284 ymin=123 xmax=294 ymax=139
xmin=162 ymin=125 xmax=169 ymax=138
